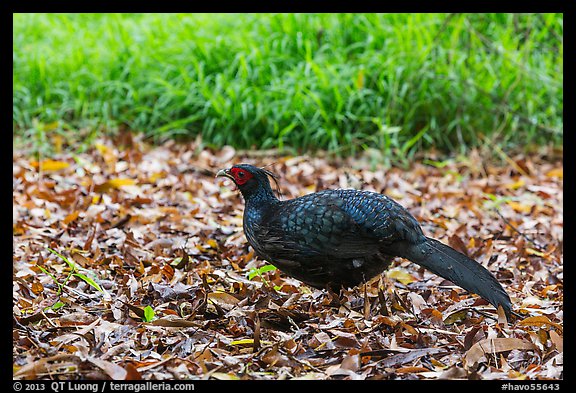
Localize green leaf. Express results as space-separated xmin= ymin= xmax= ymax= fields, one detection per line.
xmin=73 ymin=273 xmax=103 ymax=292
xmin=247 ymin=268 xmax=258 ymax=280
xmin=247 ymin=264 xmax=277 ymax=280
xmin=46 ymin=301 xmax=65 ymax=312
xmin=46 ymin=247 xmax=104 ymax=293
xmin=46 ymin=247 xmax=77 ymax=273
xmin=37 ymin=265 xmax=57 ymax=282
xmin=423 ymin=158 xmax=453 ymax=168
xmin=37 ymin=265 xmax=64 ymax=295
xmin=401 ymin=126 xmax=428 ymax=154
xmin=143 ymin=305 xmax=155 ymax=322
xmin=257 ymin=264 xmax=277 ymax=274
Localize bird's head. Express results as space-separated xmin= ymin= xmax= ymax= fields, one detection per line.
xmin=216 ymin=164 xmax=280 ymax=200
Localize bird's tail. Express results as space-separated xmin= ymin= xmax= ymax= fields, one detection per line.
xmin=397 ymin=237 xmax=512 ymax=317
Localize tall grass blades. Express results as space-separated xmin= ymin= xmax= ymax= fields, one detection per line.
xmin=13 ymin=13 xmax=563 ymax=159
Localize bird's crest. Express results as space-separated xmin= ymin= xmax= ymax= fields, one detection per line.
xmin=260 ymin=163 xmax=283 ymax=199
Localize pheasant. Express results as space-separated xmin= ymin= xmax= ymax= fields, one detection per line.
xmin=217 ymin=164 xmax=513 ymax=317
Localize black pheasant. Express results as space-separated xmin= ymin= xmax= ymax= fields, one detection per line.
xmin=217 ymin=164 xmax=513 ymax=317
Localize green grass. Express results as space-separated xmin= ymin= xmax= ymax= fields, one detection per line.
xmin=13 ymin=13 xmax=563 ymax=161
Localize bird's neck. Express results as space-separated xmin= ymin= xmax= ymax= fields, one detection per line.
xmin=242 ymin=186 xmax=278 ymax=234
xmin=242 ymin=185 xmax=278 ymax=207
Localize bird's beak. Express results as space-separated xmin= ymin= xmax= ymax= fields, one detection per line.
xmin=216 ymin=168 xmax=233 ymax=180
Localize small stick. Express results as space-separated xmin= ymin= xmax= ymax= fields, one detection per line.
xmin=494 ymin=209 xmax=547 ymax=251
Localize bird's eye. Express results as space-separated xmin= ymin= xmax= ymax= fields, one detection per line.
xmin=237 ymin=171 xmax=245 ymax=178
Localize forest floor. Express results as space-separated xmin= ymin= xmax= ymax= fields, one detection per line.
xmin=13 ymin=134 xmax=563 ymax=380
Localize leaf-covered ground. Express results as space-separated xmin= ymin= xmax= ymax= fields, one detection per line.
xmin=13 ymin=135 xmax=563 ymax=380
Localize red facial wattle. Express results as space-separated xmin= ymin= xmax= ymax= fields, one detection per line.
xmin=230 ymin=167 xmax=254 ymax=186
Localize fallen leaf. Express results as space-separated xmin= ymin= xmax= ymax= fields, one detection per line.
xmin=207 ymin=291 xmax=240 ymax=308
xmin=443 ymin=308 xmax=470 ymax=324
xmin=545 ymin=168 xmax=563 ymax=178
xmin=63 ymin=211 xmax=79 ymax=224
xmin=504 ymin=179 xmax=526 ymax=190
xmin=12 ymin=134 xmax=563 ymax=380
xmin=124 ymin=363 xmax=142 ymax=380
xmin=95 ymin=178 xmax=137 ymax=192
xmin=13 ymin=354 xmax=80 ymax=379
xmin=518 ymin=315 xmax=563 ymax=333
xmin=525 ymin=248 xmax=548 ymax=258
xmin=549 ymin=330 xmax=563 ymax=352
xmin=59 ymin=312 xmax=97 ymax=326
xmin=86 ymin=355 xmax=128 ymax=380
xmin=229 ymin=338 xmax=272 ymax=347
xmin=464 ymin=338 xmax=537 ymax=366
xmin=148 ymin=315 xmax=202 ymax=328
xmin=210 ymin=372 xmax=241 ymax=380
xmin=386 ymin=267 xmax=417 ymax=285
xmin=31 ymin=282 xmax=44 ymax=295
xmin=30 ymin=160 xmax=70 ymax=171
xmin=507 ymin=201 xmax=532 ymax=214
xmin=377 ymin=348 xmax=444 ymax=368
xmin=396 ymin=366 xmax=430 ymax=373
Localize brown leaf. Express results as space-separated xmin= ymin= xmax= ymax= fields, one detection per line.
xmin=448 ymin=234 xmax=469 ymax=256
xmin=549 ymin=330 xmax=563 ymax=352
xmin=31 ymin=281 xmax=44 ymax=295
xmin=12 ymin=135 xmax=563 ymax=380
xmin=63 ymin=211 xmax=80 ymax=224
xmin=207 ymin=291 xmax=240 ymax=309
xmin=70 ymin=250 xmax=90 ymax=268
xmin=497 ymin=305 xmax=508 ymax=325
xmin=121 ymin=302 xmax=147 ymax=319
xmin=147 ymin=282 xmax=194 ymax=302
xmin=518 ymin=315 xmax=563 ymax=333
xmin=83 ymin=225 xmax=96 ymax=251
xmin=310 ymin=332 xmax=335 ymax=350
xmin=253 ymin=313 xmax=261 ymax=352
xmin=14 ymin=354 xmax=80 ymax=379
xmin=148 ymin=315 xmax=202 ymax=328
xmin=328 ymin=329 xmax=360 ymax=348
xmin=86 ymin=355 xmax=128 ymax=380
xmin=340 ymin=353 xmax=360 ymax=371
xmin=376 ymin=348 xmax=444 ymax=368
xmin=59 ymin=312 xmax=97 ymax=327
xmin=396 ymin=366 xmax=430 ymax=373
xmin=463 ymin=326 xmax=483 ymax=351
xmin=464 ymin=338 xmax=537 ymax=366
